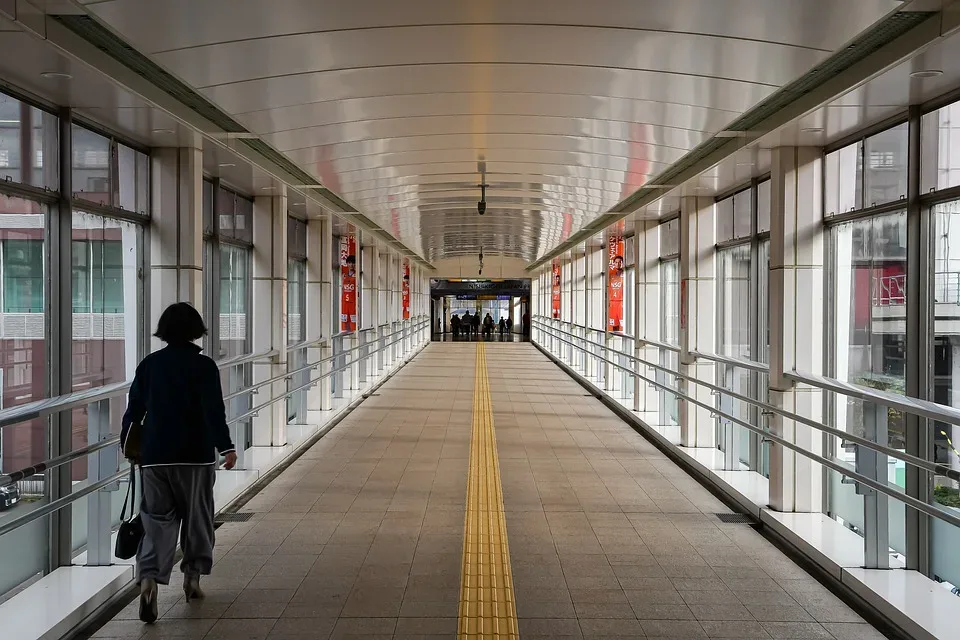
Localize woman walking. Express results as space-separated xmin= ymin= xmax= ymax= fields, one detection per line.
xmin=121 ymin=302 xmax=238 ymax=623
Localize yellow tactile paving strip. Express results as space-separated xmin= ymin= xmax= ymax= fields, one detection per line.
xmin=458 ymin=342 xmax=519 ymax=639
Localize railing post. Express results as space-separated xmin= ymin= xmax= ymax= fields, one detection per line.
xmin=333 ymin=335 xmax=344 ymax=399
xmin=357 ymin=331 xmax=368 ymax=386
xmin=859 ymin=401 xmax=890 ymax=570
xmin=319 ymin=340 xmax=333 ymax=410
xmin=86 ymin=398 xmax=118 ymax=567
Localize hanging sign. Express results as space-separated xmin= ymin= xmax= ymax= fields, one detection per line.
xmin=339 ymin=235 xmax=357 ymax=332
xmin=551 ymin=262 xmax=562 ymax=319
xmin=402 ymin=259 xmax=411 ymax=319
xmin=607 ymin=222 xmax=625 ymax=332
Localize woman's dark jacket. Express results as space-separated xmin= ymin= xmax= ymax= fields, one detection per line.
xmin=121 ymin=344 xmax=235 ymax=467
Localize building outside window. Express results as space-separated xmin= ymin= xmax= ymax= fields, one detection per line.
xmin=286 ymin=217 xmax=308 ymax=422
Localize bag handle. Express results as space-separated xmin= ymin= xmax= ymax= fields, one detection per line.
xmin=119 ymin=463 xmax=136 ymax=522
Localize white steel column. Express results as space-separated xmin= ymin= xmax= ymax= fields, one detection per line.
xmin=149 ymin=137 xmax=204 ymax=352
xmin=636 ymin=220 xmax=660 ymax=412
xmin=769 ymin=146 xmax=824 ymax=513
xmin=306 ymin=215 xmax=329 ymax=411
xmin=251 ymin=188 xmax=288 ymax=446
xmin=679 ymin=196 xmax=716 ymax=448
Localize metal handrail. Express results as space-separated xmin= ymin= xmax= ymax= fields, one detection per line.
xmin=533 ymin=320 xmax=960 ymax=530
xmin=789 ymin=370 xmax=960 ymax=427
xmin=638 ymin=338 xmax=682 ymax=353
xmin=0 ymin=318 xmax=429 ymax=537
xmin=691 ymin=350 xmax=769 ymax=373
xmin=0 ymin=436 xmax=120 ymax=485
xmin=285 ymin=336 xmax=325 ymax=354
xmin=0 ymin=348 xmax=277 ymax=431
xmin=536 ymin=320 xmax=960 ymax=480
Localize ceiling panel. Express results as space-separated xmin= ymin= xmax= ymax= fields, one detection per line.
xmin=69 ymin=0 xmax=904 ymax=262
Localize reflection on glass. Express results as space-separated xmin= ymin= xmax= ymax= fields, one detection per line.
xmin=717 ymin=244 xmax=751 ymax=468
xmin=864 ymin=123 xmax=908 ymax=208
xmin=287 ymin=259 xmax=305 ymax=343
xmin=931 ymin=200 xmax=960 ymax=588
xmin=0 ymin=196 xmax=48 ymax=545
xmin=757 ymin=180 xmax=771 ymax=234
xmin=219 ymin=244 xmax=249 ymax=358
xmin=72 ymin=125 xmax=111 ymax=205
xmin=825 ymin=142 xmax=863 ymax=215
xmin=733 ymin=190 xmax=751 ymax=239
xmin=71 ymin=211 xmax=140 ymax=483
xmin=921 ymin=101 xmax=960 ymax=193
xmin=660 ymin=218 xmax=679 ymax=256
xmin=660 ymin=259 xmax=680 ymax=426
xmin=0 ymin=92 xmax=57 ymax=190
xmin=117 ymin=144 xmax=149 ymax=215
xmin=716 ymin=196 xmax=734 ymax=242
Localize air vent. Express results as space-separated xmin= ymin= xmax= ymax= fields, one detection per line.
xmin=215 ymin=512 xmax=256 ymax=523
xmin=716 ymin=513 xmax=753 ymax=524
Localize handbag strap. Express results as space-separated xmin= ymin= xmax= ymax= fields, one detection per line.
xmin=119 ymin=463 xmax=135 ymax=522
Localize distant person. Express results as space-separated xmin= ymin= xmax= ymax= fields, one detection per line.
xmin=461 ymin=311 xmax=471 ymax=339
xmin=483 ymin=313 xmax=494 ymax=338
xmin=472 ymin=311 xmax=481 ymax=337
xmin=498 ymin=317 xmax=506 ymax=338
xmin=121 ymin=303 xmax=236 ymax=624
xmin=451 ymin=313 xmax=460 ymax=339
xmin=522 ymin=312 xmax=530 ymax=336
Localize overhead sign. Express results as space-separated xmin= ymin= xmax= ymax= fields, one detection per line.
xmin=430 ymin=278 xmax=531 ymax=297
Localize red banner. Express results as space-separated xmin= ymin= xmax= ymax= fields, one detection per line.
xmin=607 ymin=222 xmax=625 ymax=332
xmin=339 ymin=235 xmax=357 ymax=332
xmin=402 ymin=259 xmax=411 ymax=319
xmin=551 ymin=262 xmax=562 ymax=319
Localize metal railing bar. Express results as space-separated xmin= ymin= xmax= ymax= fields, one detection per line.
xmin=0 ymin=436 xmax=121 ymax=486
xmin=535 ymin=321 xmax=960 ymax=482
xmin=690 ymin=350 xmax=769 ymax=373
xmin=533 ymin=323 xmax=960 ymax=530
xmin=788 ymin=370 xmax=960 ymax=427
xmin=0 ymin=468 xmax=128 ymax=538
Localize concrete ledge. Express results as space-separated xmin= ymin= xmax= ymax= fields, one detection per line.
xmin=5 ymin=566 xmax=132 ymax=640
xmin=534 ymin=340 xmax=960 ymax=640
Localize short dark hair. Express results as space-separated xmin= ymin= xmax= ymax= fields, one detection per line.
xmin=154 ymin=302 xmax=208 ymax=344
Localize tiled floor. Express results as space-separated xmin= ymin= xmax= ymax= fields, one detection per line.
xmin=90 ymin=343 xmax=887 ymax=639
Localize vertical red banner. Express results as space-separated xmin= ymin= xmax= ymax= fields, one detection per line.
xmin=402 ymin=259 xmax=411 ymax=319
xmin=340 ymin=235 xmax=357 ymax=332
xmin=551 ymin=262 xmax=562 ymax=319
xmin=607 ymin=222 xmax=625 ymax=332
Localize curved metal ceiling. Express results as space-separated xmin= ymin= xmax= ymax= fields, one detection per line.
xmin=79 ymin=0 xmax=903 ymax=262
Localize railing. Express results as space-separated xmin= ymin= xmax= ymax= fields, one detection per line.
xmin=532 ymin=316 xmax=960 ymax=571
xmin=0 ymin=316 xmax=429 ymax=596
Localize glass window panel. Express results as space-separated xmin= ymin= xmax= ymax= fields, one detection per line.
xmin=287 ymin=259 xmax=305 ymax=343
xmin=825 ymin=142 xmax=863 ymax=216
xmin=931 ymin=199 xmax=960 ymax=588
xmin=234 ymin=197 xmax=253 ymax=245
xmin=660 ymin=259 xmax=680 ymax=426
xmin=733 ymin=189 xmax=752 ymax=239
xmin=864 ymin=123 xmax=908 ymax=208
xmin=757 ymin=180 xmax=771 ymax=233
xmin=0 ymin=195 xmax=48 ymax=542
xmin=0 ymin=93 xmax=57 ymax=190
xmin=202 ymin=180 xmax=214 ymax=236
xmin=219 ymin=244 xmax=249 ymax=356
xmin=217 ymin=187 xmax=235 ymax=239
xmin=831 ymin=211 xmax=907 ymax=495
xmin=3 ymin=239 xmax=44 ymax=312
xmin=288 ymin=217 xmax=307 ymax=259
xmin=117 ymin=144 xmax=149 ymax=215
xmin=660 ymin=218 xmax=679 ymax=256
xmin=922 ymin=101 xmax=960 ymax=193
xmin=71 ymin=126 xmax=111 ymax=205
xmin=716 ymin=196 xmax=735 ymax=242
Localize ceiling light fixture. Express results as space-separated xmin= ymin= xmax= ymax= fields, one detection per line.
xmin=40 ymin=71 xmax=72 ymax=80
xmin=218 ymin=162 xmax=236 ymax=168
xmin=260 ymin=186 xmax=276 ymax=191
xmin=801 ymin=127 xmax=824 ymax=133
xmin=910 ymin=69 xmax=943 ymax=79
xmin=152 ymin=128 xmax=175 ymax=135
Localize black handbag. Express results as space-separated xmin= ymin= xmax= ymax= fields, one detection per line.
xmin=115 ymin=464 xmax=143 ymax=560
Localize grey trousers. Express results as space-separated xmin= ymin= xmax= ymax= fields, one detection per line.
xmin=137 ymin=465 xmax=216 ymax=585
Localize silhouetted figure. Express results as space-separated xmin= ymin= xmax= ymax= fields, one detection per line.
xmin=498 ymin=317 xmax=506 ymax=338
xmin=451 ymin=313 xmax=460 ymax=339
xmin=472 ymin=312 xmax=481 ymax=337
xmin=483 ymin=313 xmax=494 ymax=338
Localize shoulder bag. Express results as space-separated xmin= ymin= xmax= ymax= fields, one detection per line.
xmin=115 ymin=463 xmax=143 ymax=560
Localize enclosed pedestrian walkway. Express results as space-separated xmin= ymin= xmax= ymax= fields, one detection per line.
xmin=87 ymin=343 xmax=883 ymax=640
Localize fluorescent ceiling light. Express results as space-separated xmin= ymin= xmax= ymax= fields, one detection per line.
xmin=910 ymin=69 xmax=943 ymax=78
xmin=40 ymin=71 xmax=72 ymax=79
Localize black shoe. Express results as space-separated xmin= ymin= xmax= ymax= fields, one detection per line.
xmin=139 ymin=578 xmax=158 ymax=623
